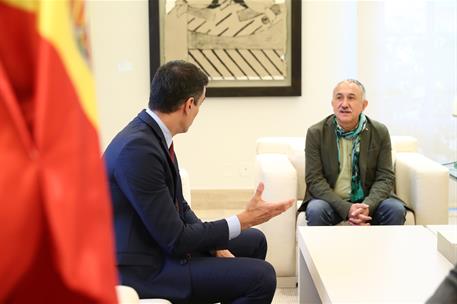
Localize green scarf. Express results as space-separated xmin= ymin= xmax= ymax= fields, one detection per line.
xmin=334 ymin=113 xmax=367 ymax=202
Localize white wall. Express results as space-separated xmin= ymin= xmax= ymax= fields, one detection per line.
xmin=89 ymin=0 xmax=456 ymax=190
xmin=88 ymin=0 xmax=150 ymax=148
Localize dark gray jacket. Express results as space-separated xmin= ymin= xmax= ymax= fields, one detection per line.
xmin=300 ymin=114 xmax=400 ymax=219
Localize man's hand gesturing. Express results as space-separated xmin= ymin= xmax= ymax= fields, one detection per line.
xmin=237 ymin=182 xmax=295 ymax=231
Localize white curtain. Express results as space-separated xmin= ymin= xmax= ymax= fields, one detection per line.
xmin=358 ymin=0 xmax=457 ymax=163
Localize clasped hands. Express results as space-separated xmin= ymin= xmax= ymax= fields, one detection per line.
xmin=348 ymin=203 xmax=372 ymax=225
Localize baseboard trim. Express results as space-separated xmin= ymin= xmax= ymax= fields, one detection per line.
xmin=191 ymin=189 xmax=252 ymax=210
xmin=277 ymin=276 xmax=297 ymax=288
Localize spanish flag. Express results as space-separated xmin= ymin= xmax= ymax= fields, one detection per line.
xmin=0 ymin=0 xmax=117 ymax=302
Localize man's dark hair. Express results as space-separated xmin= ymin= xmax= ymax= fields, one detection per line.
xmin=148 ymin=60 xmax=209 ymax=113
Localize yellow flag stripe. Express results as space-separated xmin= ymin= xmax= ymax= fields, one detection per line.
xmin=38 ymin=1 xmax=98 ymax=127
xmin=2 ymin=0 xmax=98 ymax=127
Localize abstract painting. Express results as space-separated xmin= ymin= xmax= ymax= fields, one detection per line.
xmin=149 ymin=0 xmax=301 ymax=96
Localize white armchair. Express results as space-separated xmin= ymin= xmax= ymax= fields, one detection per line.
xmin=116 ymin=285 xmax=171 ymax=304
xmin=116 ymin=169 xmax=191 ymax=304
xmin=255 ymin=136 xmax=449 ymax=287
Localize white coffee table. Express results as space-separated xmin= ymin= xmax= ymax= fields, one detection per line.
xmin=297 ymin=226 xmax=453 ymax=303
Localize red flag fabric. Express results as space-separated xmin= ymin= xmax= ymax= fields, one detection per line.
xmin=0 ymin=0 xmax=117 ymax=302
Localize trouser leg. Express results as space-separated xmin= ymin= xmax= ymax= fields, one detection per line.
xmin=189 ymin=228 xmax=276 ymax=304
xmin=305 ymin=199 xmax=342 ymax=226
xmin=371 ymin=198 xmax=406 ymax=225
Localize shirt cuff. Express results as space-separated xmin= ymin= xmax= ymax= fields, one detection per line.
xmin=225 ymin=215 xmax=241 ymax=240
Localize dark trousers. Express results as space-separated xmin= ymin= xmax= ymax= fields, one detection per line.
xmin=119 ymin=228 xmax=276 ymax=303
xmin=188 ymin=228 xmax=276 ymax=304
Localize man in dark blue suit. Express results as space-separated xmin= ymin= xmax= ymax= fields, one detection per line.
xmin=104 ymin=60 xmax=294 ymax=303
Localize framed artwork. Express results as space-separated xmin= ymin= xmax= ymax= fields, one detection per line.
xmin=149 ymin=0 xmax=301 ymax=97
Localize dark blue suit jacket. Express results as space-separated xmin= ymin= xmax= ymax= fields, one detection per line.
xmin=104 ymin=110 xmax=229 ymax=301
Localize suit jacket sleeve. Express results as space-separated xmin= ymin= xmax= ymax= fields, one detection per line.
xmin=305 ymin=127 xmax=352 ymax=219
xmin=114 ymin=137 xmax=229 ymax=257
xmin=181 ymin=200 xmax=201 ymax=224
xmin=362 ymin=125 xmax=395 ymax=215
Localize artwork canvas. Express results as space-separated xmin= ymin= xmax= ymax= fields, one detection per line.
xmin=149 ymin=0 xmax=301 ymax=97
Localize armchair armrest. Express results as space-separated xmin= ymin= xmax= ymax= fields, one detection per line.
xmin=255 ymin=154 xmax=297 ymax=278
xmin=395 ymin=153 xmax=449 ymax=224
xmin=256 ymin=137 xmax=306 ymax=198
xmin=116 ymin=285 xmax=139 ymax=304
xmin=116 ymin=285 xmax=172 ymax=303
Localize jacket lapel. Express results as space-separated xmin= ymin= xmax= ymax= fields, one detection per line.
xmin=325 ymin=117 xmax=339 ymax=186
xmin=359 ymin=119 xmax=371 ymax=186
xmin=137 ymin=110 xmax=179 ymax=198
xmin=138 ymin=110 xmax=177 ymax=172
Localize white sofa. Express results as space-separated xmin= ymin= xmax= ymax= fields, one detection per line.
xmin=117 ymin=169 xmax=191 ymax=304
xmin=255 ymin=136 xmax=449 ymax=287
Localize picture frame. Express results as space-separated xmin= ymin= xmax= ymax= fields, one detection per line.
xmin=149 ymin=0 xmax=301 ymax=97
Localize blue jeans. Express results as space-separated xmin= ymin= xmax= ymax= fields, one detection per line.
xmin=305 ymin=198 xmax=406 ymax=226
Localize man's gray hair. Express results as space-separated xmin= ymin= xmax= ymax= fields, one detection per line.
xmin=336 ymin=79 xmax=366 ymax=99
